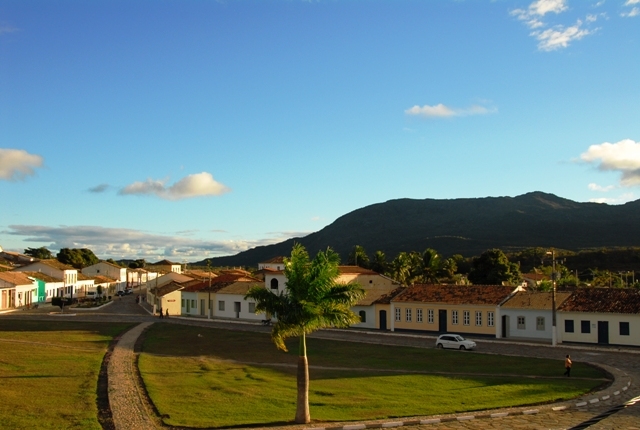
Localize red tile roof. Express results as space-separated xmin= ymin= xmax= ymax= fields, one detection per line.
xmin=260 ymin=256 xmax=285 ymax=264
xmin=558 ymin=288 xmax=640 ymax=314
xmin=0 ymin=271 xmax=34 ymax=286
xmin=393 ymin=284 xmax=518 ymax=306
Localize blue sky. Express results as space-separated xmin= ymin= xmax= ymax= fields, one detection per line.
xmin=1 ymin=0 xmax=639 ymax=262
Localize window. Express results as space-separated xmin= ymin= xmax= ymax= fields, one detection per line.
xmin=192 ymin=299 xmax=196 ymax=308
xmin=417 ymin=308 xmax=423 ymax=323
xmin=428 ymin=309 xmax=434 ymax=324
xmin=463 ymin=311 xmax=470 ymax=326
xmin=395 ymin=308 xmax=401 ymax=322
xmin=406 ymin=308 xmax=412 ymax=322
xmin=517 ymin=316 xmax=525 ymax=330
xmin=620 ymin=322 xmax=630 ymax=336
xmin=218 ymin=301 xmax=225 ymax=311
xmin=270 ymin=278 xmax=279 ymax=290
xmin=581 ymin=320 xmax=591 ymax=334
xmin=359 ymin=310 xmax=366 ymax=323
xmin=475 ymin=311 xmax=482 ymax=326
xmin=487 ymin=311 xmax=494 ymax=327
xmin=181 ymin=299 xmax=185 ymax=307
xmin=249 ymin=302 xmax=256 ymax=313
xmin=452 ymin=310 xmax=458 ymax=325
xmin=536 ymin=317 xmax=545 ymax=331
xmin=565 ymin=319 xmax=574 ymax=333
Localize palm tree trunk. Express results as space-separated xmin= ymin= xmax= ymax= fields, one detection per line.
xmin=295 ymin=333 xmax=310 ymax=424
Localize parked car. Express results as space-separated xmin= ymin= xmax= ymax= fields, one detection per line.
xmin=116 ymin=290 xmax=125 ymax=297
xmin=124 ymin=288 xmax=133 ymax=295
xmin=435 ymin=334 xmax=476 ymax=350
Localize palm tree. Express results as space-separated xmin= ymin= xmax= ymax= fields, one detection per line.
xmin=245 ymin=243 xmax=365 ymax=424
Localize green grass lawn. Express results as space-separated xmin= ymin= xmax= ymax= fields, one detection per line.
xmin=139 ymin=324 xmax=607 ymax=428
xmin=0 ymin=319 xmax=133 ymax=430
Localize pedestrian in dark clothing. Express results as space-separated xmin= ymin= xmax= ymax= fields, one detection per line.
xmin=159 ymin=307 xmax=163 ymax=318
xmin=564 ymin=354 xmax=572 ymax=377
xmin=165 ymin=309 xmax=169 ymax=318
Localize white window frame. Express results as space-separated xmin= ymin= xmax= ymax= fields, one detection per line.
xmin=406 ymin=308 xmax=412 ymax=323
xmin=218 ymin=300 xmax=225 ymax=311
xmin=475 ymin=311 xmax=482 ymax=326
xmin=395 ymin=308 xmax=401 ymax=322
xmin=487 ymin=311 xmax=494 ymax=327
xmin=517 ymin=316 xmax=526 ymax=330
xmin=428 ymin=309 xmax=434 ymax=324
xmin=452 ymin=310 xmax=459 ymax=325
xmin=417 ymin=308 xmax=423 ymax=323
xmin=536 ymin=316 xmax=545 ymax=331
xmin=463 ymin=310 xmax=470 ymax=326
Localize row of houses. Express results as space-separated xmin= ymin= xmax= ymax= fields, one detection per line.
xmin=145 ymin=256 xmax=640 ymax=348
xmin=0 ymin=257 xmax=172 ymax=309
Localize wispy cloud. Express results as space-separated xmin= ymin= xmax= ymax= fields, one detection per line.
xmin=405 ymin=103 xmax=496 ymax=118
xmin=534 ymin=20 xmax=596 ymax=51
xmin=0 ymin=24 xmax=19 ymax=35
xmin=588 ymin=183 xmax=615 ymax=192
xmin=3 ymin=224 xmax=290 ymax=261
xmin=88 ymin=183 xmax=109 ymax=193
xmin=119 ymin=172 xmax=230 ymax=200
xmin=580 ymin=139 xmax=640 ymax=187
xmin=0 ymin=148 xmax=44 ymax=181
xmin=511 ymin=0 xmax=599 ymax=50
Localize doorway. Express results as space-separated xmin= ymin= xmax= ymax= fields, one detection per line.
xmin=598 ymin=321 xmax=609 ymax=344
xmin=438 ymin=310 xmax=447 ymax=333
xmin=379 ymin=310 xmax=387 ymax=330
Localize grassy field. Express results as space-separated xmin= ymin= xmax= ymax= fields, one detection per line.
xmin=139 ymin=324 xmax=607 ymax=428
xmin=0 ymin=319 xmax=133 ymax=430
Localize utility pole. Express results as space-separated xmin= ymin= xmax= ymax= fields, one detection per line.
xmin=546 ymin=250 xmax=557 ymax=346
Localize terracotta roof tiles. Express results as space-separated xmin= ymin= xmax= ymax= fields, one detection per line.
xmin=558 ymin=288 xmax=640 ymax=314
xmin=393 ymin=284 xmax=518 ymax=306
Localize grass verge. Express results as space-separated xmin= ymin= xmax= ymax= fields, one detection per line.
xmin=0 ymin=319 xmax=134 ymax=429
xmin=139 ymin=324 xmax=607 ymax=428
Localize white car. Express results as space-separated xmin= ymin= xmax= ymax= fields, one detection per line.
xmin=435 ymin=334 xmax=476 ymax=350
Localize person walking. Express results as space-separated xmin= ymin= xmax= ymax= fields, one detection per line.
xmin=158 ymin=306 xmax=163 ymax=319
xmin=165 ymin=308 xmax=169 ymax=318
xmin=564 ymin=354 xmax=572 ymax=377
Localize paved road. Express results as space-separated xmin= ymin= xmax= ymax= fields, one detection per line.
xmin=3 ymin=294 xmax=640 ymax=429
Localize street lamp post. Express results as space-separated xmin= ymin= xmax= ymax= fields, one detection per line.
xmin=547 ymin=250 xmax=557 ymax=346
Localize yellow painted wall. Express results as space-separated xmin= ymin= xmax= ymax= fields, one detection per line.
xmin=392 ymin=303 xmax=498 ymax=336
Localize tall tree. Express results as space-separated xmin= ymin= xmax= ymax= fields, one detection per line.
xmin=347 ymin=245 xmax=370 ymax=269
xmin=370 ymin=250 xmax=388 ymax=274
xmin=468 ymin=248 xmax=521 ymax=285
xmin=245 ymin=244 xmax=364 ymax=424
xmin=420 ymin=248 xmax=442 ymax=283
xmin=24 ymin=247 xmax=53 ymax=260
xmin=57 ymin=248 xmax=100 ymax=269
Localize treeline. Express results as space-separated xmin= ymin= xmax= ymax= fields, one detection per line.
xmin=346 ymin=245 xmax=640 ymax=289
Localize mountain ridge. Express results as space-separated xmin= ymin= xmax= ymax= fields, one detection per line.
xmin=198 ymin=192 xmax=640 ymax=267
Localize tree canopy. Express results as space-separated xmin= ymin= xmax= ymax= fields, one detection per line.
xmin=56 ymin=248 xmax=100 ymax=269
xmin=468 ymin=249 xmax=521 ymax=285
xmin=24 ymin=247 xmax=53 ymax=260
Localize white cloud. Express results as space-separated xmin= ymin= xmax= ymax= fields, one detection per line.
xmin=119 ymin=172 xmax=230 ymax=200
xmin=621 ymin=7 xmax=640 ymax=17
xmin=588 ymin=183 xmax=615 ymax=192
xmin=405 ymin=103 xmax=496 ymax=118
xmin=625 ymin=0 xmax=640 ymax=5
xmin=0 ymin=25 xmax=19 ymax=35
xmin=511 ymin=1 xmax=600 ymax=50
xmin=533 ymin=20 xmax=596 ymax=51
xmin=588 ymin=193 xmax=636 ymax=204
xmin=0 ymin=148 xmax=44 ymax=181
xmin=580 ymin=139 xmax=640 ymax=186
xmin=4 ymin=224 xmax=290 ymax=261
